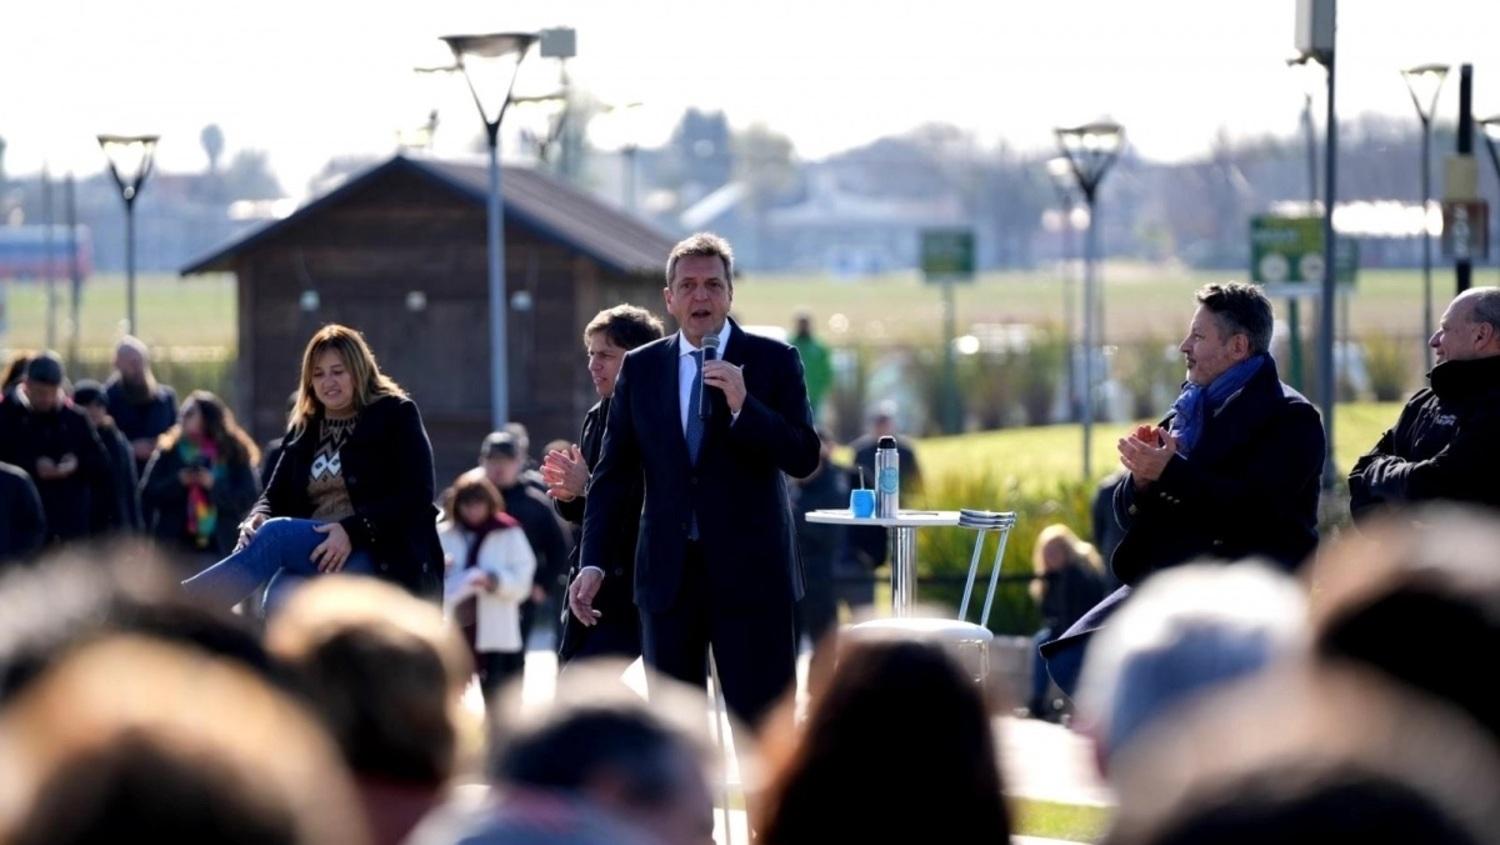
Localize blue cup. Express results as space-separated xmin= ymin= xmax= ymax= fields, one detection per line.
xmin=850 ymin=488 xmax=876 ymax=518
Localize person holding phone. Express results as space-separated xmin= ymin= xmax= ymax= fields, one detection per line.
xmin=140 ymin=391 xmax=261 ymax=565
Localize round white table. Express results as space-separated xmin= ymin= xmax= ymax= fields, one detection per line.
xmin=805 ymin=509 xmax=961 ymax=616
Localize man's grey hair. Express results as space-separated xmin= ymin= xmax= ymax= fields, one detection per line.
xmin=1460 ymin=287 xmax=1500 ymax=332
xmin=1075 ymin=562 xmax=1306 ymax=767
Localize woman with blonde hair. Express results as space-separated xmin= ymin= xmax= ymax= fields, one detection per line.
xmin=184 ymin=325 xmax=444 ymax=612
xmin=1027 ymin=523 xmax=1108 ymax=720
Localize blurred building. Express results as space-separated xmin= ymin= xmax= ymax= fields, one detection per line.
xmin=181 ymin=154 xmax=675 ymax=482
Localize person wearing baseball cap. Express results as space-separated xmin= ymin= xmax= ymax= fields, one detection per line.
xmin=0 ymin=353 xmax=116 ymax=543
xmin=71 ymin=379 xmax=143 ymax=534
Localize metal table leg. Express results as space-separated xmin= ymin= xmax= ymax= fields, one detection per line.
xmin=893 ymin=525 xmax=917 ymax=617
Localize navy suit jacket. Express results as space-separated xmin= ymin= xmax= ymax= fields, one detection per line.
xmin=580 ymin=320 xmax=820 ymax=613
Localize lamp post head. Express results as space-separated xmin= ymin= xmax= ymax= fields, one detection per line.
xmin=1401 ymin=63 xmax=1450 ymax=123
xmin=440 ymin=32 xmax=539 ymax=131
xmin=96 ymin=134 xmax=160 ymax=203
xmin=1054 ymin=120 xmax=1125 ymax=200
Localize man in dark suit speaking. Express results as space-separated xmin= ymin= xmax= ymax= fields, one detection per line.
xmin=575 ymin=232 xmax=820 ymax=732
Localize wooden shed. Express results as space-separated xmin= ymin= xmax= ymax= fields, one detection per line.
xmin=182 ymin=154 xmax=676 ymax=484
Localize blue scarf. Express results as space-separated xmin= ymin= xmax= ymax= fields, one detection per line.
xmin=1168 ymin=354 xmax=1268 ymax=458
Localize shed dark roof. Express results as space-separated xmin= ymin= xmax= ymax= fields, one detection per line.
xmin=180 ymin=155 xmax=677 ymax=277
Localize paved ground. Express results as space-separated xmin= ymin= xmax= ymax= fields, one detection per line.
xmin=460 ymin=641 xmax=1111 ymax=844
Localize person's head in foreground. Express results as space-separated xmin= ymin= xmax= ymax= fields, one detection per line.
xmin=471 ymin=660 xmax=715 ymax=845
xmin=1075 ymin=562 xmax=1307 ymax=772
xmin=1308 ymin=506 xmax=1500 ymax=743
xmin=0 ymin=545 xmax=274 ymax=706
xmin=1102 ymin=668 xmax=1500 ymax=845
xmin=0 ymin=636 xmax=368 ymax=845
xmin=756 ymin=639 xmax=1011 ymax=844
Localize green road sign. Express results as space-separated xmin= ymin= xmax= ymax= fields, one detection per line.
xmin=1249 ymin=215 xmax=1357 ymax=287
xmin=921 ymin=228 xmax=976 ymax=282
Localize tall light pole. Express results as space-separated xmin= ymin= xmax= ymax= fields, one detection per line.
xmin=97 ymin=134 xmax=159 ymax=335
xmin=1295 ymin=0 xmax=1338 ymax=489
xmin=1055 ymin=120 xmax=1125 ymax=480
xmin=1047 ymin=156 xmax=1080 ymax=421
xmin=1478 ymin=115 xmax=1500 ymax=284
xmin=441 ymin=32 xmax=537 ymax=430
xmin=1284 ymin=54 xmax=1323 ymax=392
xmin=1402 ymin=63 xmax=1449 ymax=370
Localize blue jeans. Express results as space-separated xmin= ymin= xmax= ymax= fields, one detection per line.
xmin=182 ymin=517 xmax=375 ymax=613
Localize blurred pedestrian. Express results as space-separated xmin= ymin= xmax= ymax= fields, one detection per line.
xmin=437 ymin=474 xmax=535 ymax=709
xmin=140 ymin=391 xmax=261 ymax=565
xmin=1025 ymin=524 xmax=1108 ymax=720
xmin=0 ymin=462 xmax=45 ymax=565
xmin=71 ymin=379 xmax=143 ymax=534
xmin=104 ymin=336 xmax=178 ymax=475
xmin=0 ymin=353 xmax=115 ymax=544
xmin=789 ymin=427 xmax=849 ymax=697
xmin=480 ymin=432 xmax=569 ymax=653
xmin=182 ymin=325 xmax=444 ymax=612
xmin=790 ymin=310 xmax=833 ymax=423
xmin=1 ymin=351 xmax=33 ymax=397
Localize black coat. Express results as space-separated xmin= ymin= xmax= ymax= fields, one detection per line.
xmin=502 ymin=482 xmax=570 ymax=595
xmin=0 ymin=399 xmax=114 ymax=543
xmin=582 ymin=320 xmax=821 ymax=612
xmin=140 ymin=444 xmax=260 ymax=557
xmin=0 ymin=462 xmax=45 ymax=564
xmin=1110 ymin=357 xmax=1325 ymax=585
xmin=97 ymin=422 xmax=142 ymax=534
xmin=1349 ymin=356 xmax=1500 ymax=518
xmin=250 ymin=394 xmax=443 ymax=599
xmin=557 ymin=401 xmax=641 ymax=609
xmin=104 ymin=377 xmax=177 ymax=471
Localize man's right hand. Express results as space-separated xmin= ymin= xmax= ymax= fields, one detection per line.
xmin=132 ymin=438 xmax=156 ymax=462
xmin=567 ymin=568 xmax=605 ymax=627
xmin=235 ymin=513 xmax=268 ymax=552
xmin=35 ymin=457 xmax=59 ymax=481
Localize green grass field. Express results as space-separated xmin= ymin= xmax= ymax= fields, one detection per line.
xmin=913 ymin=401 xmax=1401 ymax=490
xmin=0 ymin=263 xmax=1479 ymax=355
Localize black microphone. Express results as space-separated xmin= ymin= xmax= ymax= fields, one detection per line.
xmin=699 ymin=334 xmax=720 ymax=421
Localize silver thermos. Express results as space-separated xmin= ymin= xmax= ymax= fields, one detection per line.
xmin=875 ymin=435 xmax=899 ymax=518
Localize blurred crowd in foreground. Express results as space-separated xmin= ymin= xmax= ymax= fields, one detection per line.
xmin=0 ymin=503 xmax=1498 ymax=844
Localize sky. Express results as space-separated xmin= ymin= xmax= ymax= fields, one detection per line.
xmin=3 ymin=0 xmax=1498 ymax=199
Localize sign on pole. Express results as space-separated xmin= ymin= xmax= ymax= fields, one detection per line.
xmin=1441 ymin=200 xmax=1490 ymax=260
xmin=921 ymin=228 xmax=976 ymax=282
xmin=1250 ymin=215 xmax=1358 ymax=296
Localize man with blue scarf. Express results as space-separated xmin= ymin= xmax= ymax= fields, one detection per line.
xmin=1041 ymin=282 xmax=1325 ymax=697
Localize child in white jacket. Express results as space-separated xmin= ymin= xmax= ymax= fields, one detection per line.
xmin=439 ymin=474 xmax=536 ymax=708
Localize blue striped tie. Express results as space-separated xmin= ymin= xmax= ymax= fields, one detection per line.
xmin=686 ymin=350 xmax=705 ymax=465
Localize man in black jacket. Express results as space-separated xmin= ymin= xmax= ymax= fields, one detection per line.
xmin=0 ymin=354 xmax=115 ymax=544
xmin=72 ymin=380 xmax=143 ymax=535
xmin=104 ymin=336 xmax=177 ymax=475
xmin=579 ymin=233 xmax=820 ymax=734
xmin=0 ymin=462 xmax=46 ymax=564
xmin=545 ymin=304 xmax=664 ymax=665
xmin=1349 ymin=288 xmax=1500 ymax=518
xmin=1042 ymin=283 xmax=1325 ymax=697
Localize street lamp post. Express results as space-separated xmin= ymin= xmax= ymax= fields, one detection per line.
xmin=1055 ymin=120 xmax=1125 ymax=480
xmin=441 ymin=32 xmax=538 ymax=430
xmin=1046 ymin=156 xmax=1080 ymax=421
xmin=1478 ymin=115 xmax=1500 ymax=284
xmin=97 ymin=134 xmax=159 ymax=335
xmin=1402 ymin=63 xmax=1450 ymax=370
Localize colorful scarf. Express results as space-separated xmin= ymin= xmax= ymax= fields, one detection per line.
xmin=178 ymin=436 xmax=221 ymax=549
xmin=1168 ymin=353 xmax=1267 ymax=458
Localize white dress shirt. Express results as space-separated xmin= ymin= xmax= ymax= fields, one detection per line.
xmin=677 ymin=320 xmax=736 ymax=433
